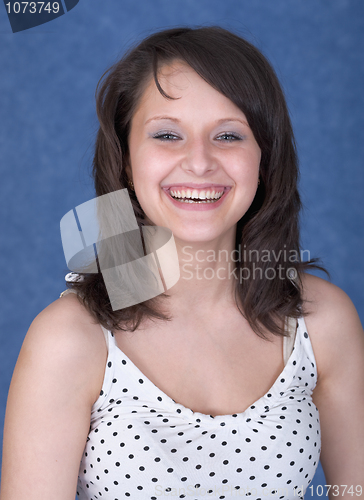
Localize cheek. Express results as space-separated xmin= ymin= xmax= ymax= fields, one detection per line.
xmin=132 ymin=144 xmax=169 ymax=181
xmin=246 ymin=145 xmax=261 ymax=170
xmin=133 ymin=189 xmax=159 ymax=226
xmin=132 ymin=171 xmax=163 ymax=224
xmin=232 ymin=153 xmax=260 ymax=186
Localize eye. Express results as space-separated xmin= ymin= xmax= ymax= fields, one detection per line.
xmin=215 ymin=132 xmax=243 ymax=142
xmin=152 ymin=131 xmax=181 ymax=141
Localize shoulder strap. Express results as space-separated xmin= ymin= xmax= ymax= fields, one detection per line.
xmin=100 ymin=325 xmax=110 ymax=352
xmin=59 ymin=288 xmax=78 ymax=298
xmin=283 ymin=317 xmax=297 ymax=365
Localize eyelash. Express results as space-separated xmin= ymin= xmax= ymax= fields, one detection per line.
xmin=216 ymin=133 xmax=243 ymax=142
xmin=152 ymin=132 xmax=243 ymax=142
xmin=152 ymin=131 xmax=180 ymax=141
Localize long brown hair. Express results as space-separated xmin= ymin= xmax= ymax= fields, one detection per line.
xmin=68 ymin=26 xmax=325 ymax=338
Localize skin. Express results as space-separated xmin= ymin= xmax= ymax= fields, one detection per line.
xmin=127 ymin=61 xmax=261 ymax=308
xmin=1 ymin=62 xmax=363 ymax=499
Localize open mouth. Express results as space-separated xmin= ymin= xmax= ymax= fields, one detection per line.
xmin=167 ymin=187 xmax=227 ymax=204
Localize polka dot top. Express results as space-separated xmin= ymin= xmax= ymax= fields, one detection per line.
xmin=76 ymin=317 xmax=320 ymax=500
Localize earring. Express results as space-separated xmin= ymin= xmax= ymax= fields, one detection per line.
xmin=128 ymin=179 xmax=134 ymax=190
xmin=258 ymin=177 xmax=261 ymax=186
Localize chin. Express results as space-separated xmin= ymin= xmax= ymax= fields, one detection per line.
xmin=172 ymin=228 xmax=228 ymax=245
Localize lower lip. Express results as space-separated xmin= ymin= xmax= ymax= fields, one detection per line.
xmin=163 ymin=189 xmax=230 ymax=211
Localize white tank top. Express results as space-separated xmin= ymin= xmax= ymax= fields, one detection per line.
xmin=76 ymin=315 xmax=320 ymax=500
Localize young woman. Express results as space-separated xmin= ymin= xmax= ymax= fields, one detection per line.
xmin=1 ymin=27 xmax=363 ymax=500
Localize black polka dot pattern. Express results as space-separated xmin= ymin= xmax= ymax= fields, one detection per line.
xmin=77 ymin=318 xmax=320 ymax=499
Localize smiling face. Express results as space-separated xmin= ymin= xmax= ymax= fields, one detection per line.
xmin=127 ymin=61 xmax=261 ymax=245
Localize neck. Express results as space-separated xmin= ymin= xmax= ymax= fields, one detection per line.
xmin=166 ymin=229 xmax=239 ymax=311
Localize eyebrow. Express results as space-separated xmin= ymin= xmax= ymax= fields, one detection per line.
xmin=145 ymin=116 xmax=181 ymax=125
xmin=144 ymin=116 xmax=249 ymax=127
xmin=216 ymin=118 xmax=249 ymax=127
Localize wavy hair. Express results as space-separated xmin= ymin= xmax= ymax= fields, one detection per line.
xmin=68 ymin=26 xmax=325 ymax=338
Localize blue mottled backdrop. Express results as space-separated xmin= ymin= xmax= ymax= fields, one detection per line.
xmin=0 ymin=0 xmax=363 ymax=495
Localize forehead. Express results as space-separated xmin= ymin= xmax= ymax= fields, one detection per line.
xmin=140 ymin=60 xmax=203 ymax=102
xmin=131 ymin=60 xmax=244 ymax=123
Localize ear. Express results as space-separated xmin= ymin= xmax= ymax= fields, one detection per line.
xmin=125 ymin=165 xmax=132 ymax=181
xmin=124 ymin=157 xmax=133 ymax=183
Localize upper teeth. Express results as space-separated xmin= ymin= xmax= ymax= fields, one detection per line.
xmin=169 ymin=189 xmax=224 ymax=200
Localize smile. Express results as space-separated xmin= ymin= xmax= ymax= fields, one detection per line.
xmin=162 ymin=184 xmax=231 ymax=211
xmin=169 ymin=188 xmax=224 ymax=203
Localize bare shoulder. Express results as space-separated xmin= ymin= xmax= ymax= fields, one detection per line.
xmin=300 ymin=272 xmax=364 ymax=382
xmin=19 ymin=292 xmax=107 ymax=406
xmin=0 ymin=293 xmax=109 ymax=498
xmin=300 ymin=272 xmax=360 ymax=320
xmin=299 ymin=275 xmax=364 ymax=484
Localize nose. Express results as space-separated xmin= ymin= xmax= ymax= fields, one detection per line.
xmin=181 ymin=137 xmax=217 ymax=177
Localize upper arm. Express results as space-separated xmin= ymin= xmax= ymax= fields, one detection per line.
xmin=0 ymin=294 xmax=107 ymax=500
xmin=302 ymin=275 xmax=364 ymax=494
